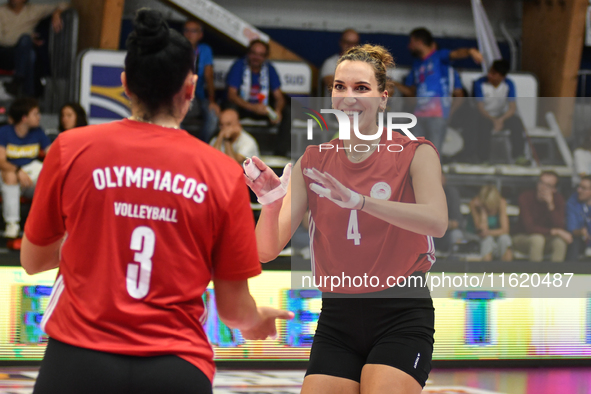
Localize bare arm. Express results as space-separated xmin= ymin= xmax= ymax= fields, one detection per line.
xmin=0 ymin=146 xmax=17 ymax=172
xmin=227 ymin=87 xmax=256 ymax=112
xmin=255 ymin=158 xmax=308 ymax=262
xmin=212 ymin=135 xmax=223 ymax=151
xmin=223 ymin=140 xmax=246 ymax=165
xmin=21 ymin=234 xmax=62 ymax=275
xmin=213 ymin=278 xmax=258 ymax=329
xmin=214 ymin=278 xmax=293 ymax=339
xmin=476 ymin=102 xmax=495 ymax=120
xmin=489 ymin=198 xmax=510 ymax=236
xmin=469 ymin=197 xmax=485 ymax=232
xmin=498 ymin=101 xmax=517 ymax=122
xmin=360 ymin=145 xmax=448 ymax=237
xmin=449 ymin=48 xmax=482 ymax=63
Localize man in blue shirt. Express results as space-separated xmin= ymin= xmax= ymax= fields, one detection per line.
xmin=0 ymin=97 xmax=50 ymax=238
xmin=226 ymin=39 xmax=289 ymax=156
xmin=181 ymin=19 xmax=220 ymax=142
xmin=395 ymin=28 xmax=482 ymax=154
xmin=471 ymin=59 xmax=526 ymax=163
xmin=566 ymin=175 xmax=591 ymax=261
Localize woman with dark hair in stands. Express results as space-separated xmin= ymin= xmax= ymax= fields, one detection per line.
xmin=58 ymin=102 xmax=87 ymax=132
xmin=244 ymin=44 xmax=447 ymax=394
xmin=21 ymin=9 xmax=291 ymax=394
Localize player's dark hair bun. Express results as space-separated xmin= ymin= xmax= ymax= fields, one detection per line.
xmin=124 ymin=8 xmax=193 ymax=117
xmin=128 ymin=8 xmax=170 ymax=55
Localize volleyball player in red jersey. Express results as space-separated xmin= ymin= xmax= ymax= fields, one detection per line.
xmin=245 ymin=45 xmax=447 ymax=393
xmin=21 ymin=9 xmax=292 ymax=394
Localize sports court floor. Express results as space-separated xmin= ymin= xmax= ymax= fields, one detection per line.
xmin=1 ymin=367 xmax=590 ymax=393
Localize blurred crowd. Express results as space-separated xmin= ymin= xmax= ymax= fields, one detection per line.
xmin=1 ymin=3 xmax=590 ymax=262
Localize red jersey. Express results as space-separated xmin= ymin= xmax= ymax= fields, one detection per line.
xmin=301 ymin=134 xmax=436 ymax=293
xmin=24 ymin=119 xmax=261 ymax=382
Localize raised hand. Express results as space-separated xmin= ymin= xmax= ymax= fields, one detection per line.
xmin=244 ymin=156 xmax=292 ymax=205
xmin=303 ymin=168 xmax=361 ymax=209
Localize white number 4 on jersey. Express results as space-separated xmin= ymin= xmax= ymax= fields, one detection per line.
xmin=347 ymin=210 xmax=361 ymax=245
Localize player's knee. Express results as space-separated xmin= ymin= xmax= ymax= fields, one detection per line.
xmin=529 ymin=234 xmax=545 ymax=249
xmin=1 ymin=170 xmax=17 ymax=185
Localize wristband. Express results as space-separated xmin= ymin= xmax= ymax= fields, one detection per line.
xmin=358 ymin=195 xmax=366 ymax=211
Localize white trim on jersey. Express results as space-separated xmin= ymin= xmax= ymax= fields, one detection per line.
xmin=308 ymin=212 xmax=316 ymax=278
xmin=41 ymin=274 xmax=65 ymax=332
xmin=426 ymin=235 xmax=436 ymax=266
xmin=199 ymin=303 xmax=208 ymax=326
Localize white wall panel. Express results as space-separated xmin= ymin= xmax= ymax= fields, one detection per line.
xmin=120 ymin=0 xmax=523 ymax=39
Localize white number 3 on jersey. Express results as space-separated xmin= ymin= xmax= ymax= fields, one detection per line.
xmin=126 ymin=226 xmax=155 ymax=299
xmin=347 ymin=210 xmax=361 ymax=245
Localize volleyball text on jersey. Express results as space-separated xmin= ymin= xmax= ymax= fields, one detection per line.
xmin=92 ymin=166 xmax=209 ymax=204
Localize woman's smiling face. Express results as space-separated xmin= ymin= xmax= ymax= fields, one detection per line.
xmin=331 ymin=60 xmax=387 ymax=134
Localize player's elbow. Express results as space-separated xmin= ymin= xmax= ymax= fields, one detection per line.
xmin=20 ymin=255 xmax=44 ymax=276
xmin=431 ymin=215 xmax=448 ymax=238
xmin=258 ymin=250 xmax=278 ymax=264
xmin=21 ymin=261 xmax=38 ymax=276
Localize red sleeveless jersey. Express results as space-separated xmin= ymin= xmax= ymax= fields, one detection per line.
xmin=301 ymin=134 xmax=436 ymax=293
xmin=24 ymin=119 xmax=261 ymax=382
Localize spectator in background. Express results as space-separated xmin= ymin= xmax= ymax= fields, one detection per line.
xmin=513 ymin=171 xmax=572 ymax=262
xmin=210 ymin=108 xmax=259 ymax=165
xmin=565 ymin=176 xmax=591 ymax=261
xmin=572 ymin=133 xmax=591 ymax=186
xmin=0 ymin=97 xmax=50 ymax=238
xmin=468 ymin=185 xmax=512 ymax=261
xmin=181 ymin=18 xmax=219 ymax=142
xmin=0 ymin=0 xmax=68 ymax=97
xmin=319 ymin=28 xmax=360 ymax=95
xmin=434 ymin=172 xmax=464 ymax=255
xmin=226 ymin=39 xmax=290 ymax=156
xmin=58 ymin=102 xmax=87 ymax=132
xmin=394 ymin=27 xmax=482 ymax=154
xmin=471 ymin=59 xmax=527 ymax=164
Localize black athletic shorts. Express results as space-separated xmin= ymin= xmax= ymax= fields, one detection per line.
xmin=34 ymin=338 xmax=212 ymax=394
xmin=306 ymin=273 xmax=435 ymax=387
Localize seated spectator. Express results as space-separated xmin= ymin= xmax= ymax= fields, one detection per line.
xmin=225 ymin=39 xmax=289 ymax=156
xmin=470 ymin=59 xmax=527 ymax=164
xmin=58 ymin=102 xmax=87 ymax=132
xmin=181 ymin=18 xmax=219 ymax=142
xmin=394 ymin=27 xmax=482 ymax=154
xmin=566 ymin=176 xmax=591 ymax=261
xmin=0 ymin=97 xmax=50 ymax=238
xmin=320 ymin=29 xmax=359 ymax=95
xmin=434 ymin=172 xmax=464 ymax=254
xmin=0 ymin=0 xmax=68 ymax=97
xmin=210 ymin=108 xmax=259 ymax=165
xmin=512 ymin=171 xmax=572 ymax=262
xmin=468 ymin=185 xmax=512 ymax=261
xmin=572 ymin=132 xmax=591 ymax=186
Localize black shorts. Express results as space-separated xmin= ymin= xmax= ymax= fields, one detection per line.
xmin=34 ymin=338 xmax=212 ymax=394
xmin=306 ymin=276 xmax=435 ymax=387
